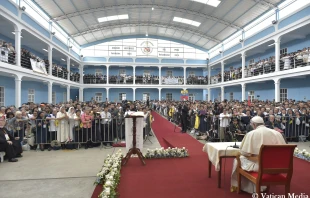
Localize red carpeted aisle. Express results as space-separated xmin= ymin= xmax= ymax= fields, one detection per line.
xmin=92 ymin=112 xmax=310 ymax=198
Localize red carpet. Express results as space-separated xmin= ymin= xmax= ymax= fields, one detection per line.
xmin=92 ymin=112 xmax=310 ymax=198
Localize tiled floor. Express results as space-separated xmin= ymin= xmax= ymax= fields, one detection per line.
xmin=0 ymin=134 xmax=161 ymax=198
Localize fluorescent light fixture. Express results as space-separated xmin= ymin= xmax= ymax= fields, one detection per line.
xmin=173 ymin=17 xmax=201 ymax=27
xmin=268 ymin=43 xmax=275 ymax=47
xmin=43 ymin=49 xmax=48 ymax=52
xmin=191 ymin=0 xmax=221 ymax=7
xmin=98 ymin=14 xmax=128 ymax=23
xmin=61 ymin=58 xmax=66 ymax=61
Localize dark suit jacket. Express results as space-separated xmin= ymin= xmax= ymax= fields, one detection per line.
xmin=0 ymin=128 xmax=14 ymax=144
xmin=182 ymin=105 xmax=188 ymax=118
xmin=265 ymin=121 xmax=281 ymax=129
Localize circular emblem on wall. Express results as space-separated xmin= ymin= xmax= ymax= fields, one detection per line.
xmin=141 ymin=41 xmax=154 ymax=55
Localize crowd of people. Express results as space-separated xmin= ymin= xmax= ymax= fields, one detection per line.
xmin=280 ymin=47 xmax=310 ymax=70
xmin=186 ymin=75 xmax=208 ymax=85
xmin=154 ymin=99 xmax=310 ymax=142
xmin=0 ymin=99 xmax=154 ymax=162
xmin=82 ymin=74 xmax=208 ymax=85
xmin=135 ymin=74 xmax=159 ymax=84
xmin=0 ymin=40 xmax=15 ymax=65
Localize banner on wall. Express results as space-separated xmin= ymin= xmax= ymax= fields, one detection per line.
xmin=30 ymin=59 xmax=48 ymax=75
xmin=180 ymin=89 xmax=189 ymax=101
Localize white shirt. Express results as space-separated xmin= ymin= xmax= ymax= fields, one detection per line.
xmin=48 ymin=114 xmax=57 ymax=131
xmin=100 ymin=111 xmax=111 ymax=124
xmin=219 ymin=113 xmax=231 ymax=127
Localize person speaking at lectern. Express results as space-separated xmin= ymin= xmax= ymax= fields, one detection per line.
xmin=230 ymin=116 xmax=286 ymax=193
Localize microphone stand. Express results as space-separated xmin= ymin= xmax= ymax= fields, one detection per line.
xmin=231 ymin=134 xmax=239 ymax=148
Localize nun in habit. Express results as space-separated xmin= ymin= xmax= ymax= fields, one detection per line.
xmin=56 ymin=106 xmax=69 ymax=142
xmin=67 ymin=107 xmax=75 ymax=141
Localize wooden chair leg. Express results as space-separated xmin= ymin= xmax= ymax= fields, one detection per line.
xmin=256 ymin=184 xmax=261 ymax=198
xmin=285 ymin=184 xmax=290 ymax=198
xmin=237 ymin=173 xmax=241 ymax=193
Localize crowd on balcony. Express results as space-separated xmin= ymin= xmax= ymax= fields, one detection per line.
xmin=0 ymin=40 xmax=15 ymax=65
xmin=162 ymin=76 xmax=184 ymax=85
xmin=83 ymin=74 xmax=107 ymax=84
xmin=280 ymin=48 xmax=310 ymax=70
xmin=210 ymin=73 xmax=221 ymax=84
xmin=224 ymin=67 xmax=242 ymax=82
xmin=51 ymin=64 xmax=80 ymax=82
xmin=135 ymin=74 xmax=159 ymax=84
xmin=22 ymin=49 xmax=49 ymax=73
xmin=244 ymin=57 xmax=275 ymax=78
xmin=83 ymin=74 xmax=209 ymax=85
xmin=109 ymin=74 xmax=133 ymax=84
xmin=186 ymin=75 xmax=208 ymax=85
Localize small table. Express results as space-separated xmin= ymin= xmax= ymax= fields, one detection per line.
xmin=202 ymin=142 xmax=241 ymax=188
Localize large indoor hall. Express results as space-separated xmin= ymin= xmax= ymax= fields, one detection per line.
xmin=0 ymin=0 xmax=310 ymax=198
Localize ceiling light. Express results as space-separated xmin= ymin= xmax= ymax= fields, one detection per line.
xmin=61 ymin=58 xmax=66 ymax=61
xmin=146 ymin=33 xmax=148 ymax=37
xmin=268 ymin=43 xmax=275 ymax=47
xmin=173 ymin=17 xmax=201 ymax=27
xmin=191 ymin=0 xmax=221 ymax=7
xmin=98 ymin=14 xmax=129 ymax=23
xmin=43 ymin=49 xmax=48 ymax=52
xmin=152 ymin=7 xmax=154 ymax=10
xmin=207 ymin=0 xmax=221 ymax=7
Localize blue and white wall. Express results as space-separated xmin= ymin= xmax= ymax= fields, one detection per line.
xmin=224 ymin=86 xmax=242 ymax=101
xmin=21 ymin=81 xmax=47 ymax=104
xmin=161 ymin=67 xmax=184 ymax=77
xmin=135 ymin=89 xmax=159 ymax=101
xmin=52 ymin=84 xmax=67 ymax=104
xmin=84 ymin=88 xmax=107 ymax=102
xmin=135 ymin=67 xmax=159 ymax=76
xmin=185 ymin=68 xmax=204 ymax=77
xmin=109 ymin=67 xmax=133 ymax=76
xmin=110 ymin=88 xmax=133 ymax=102
xmin=0 ymin=76 xmax=15 ymax=106
xmin=281 ymin=76 xmax=310 ymax=101
xmin=84 ymin=66 xmax=107 ymax=75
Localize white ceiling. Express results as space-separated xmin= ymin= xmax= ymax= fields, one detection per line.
xmin=32 ymin=0 xmax=284 ymax=50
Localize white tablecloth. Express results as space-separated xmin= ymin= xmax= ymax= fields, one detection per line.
xmin=202 ymin=142 xmax=241 ymax=171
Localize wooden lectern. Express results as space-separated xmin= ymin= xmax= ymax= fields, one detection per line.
xmin=122 ymin=115 xmax=146 ymax=165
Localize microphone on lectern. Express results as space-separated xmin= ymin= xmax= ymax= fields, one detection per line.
xmin=231 ymin=134 xmax=239 ymax=148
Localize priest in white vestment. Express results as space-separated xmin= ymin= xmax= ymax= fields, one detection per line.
xmin=231 ymin=116 xmax=286 ymax=193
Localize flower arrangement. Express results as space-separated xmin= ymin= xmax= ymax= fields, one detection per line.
xmin=144 ymin=147 xmax=189 ymax=159
xmin=95 ymin=149 xmax=123 ymax=198
xmin=294 ymin=148 xmax=310 ymax=162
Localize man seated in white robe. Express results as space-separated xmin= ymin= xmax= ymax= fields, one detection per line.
xmin=231 ymin=116 xmax=287 ymax=193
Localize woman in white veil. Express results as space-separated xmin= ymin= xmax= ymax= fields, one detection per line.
xmin=56 ymin=106 xmax=69 ymax=143
xmin=67 ymin=107 xmax=75 ymax=141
